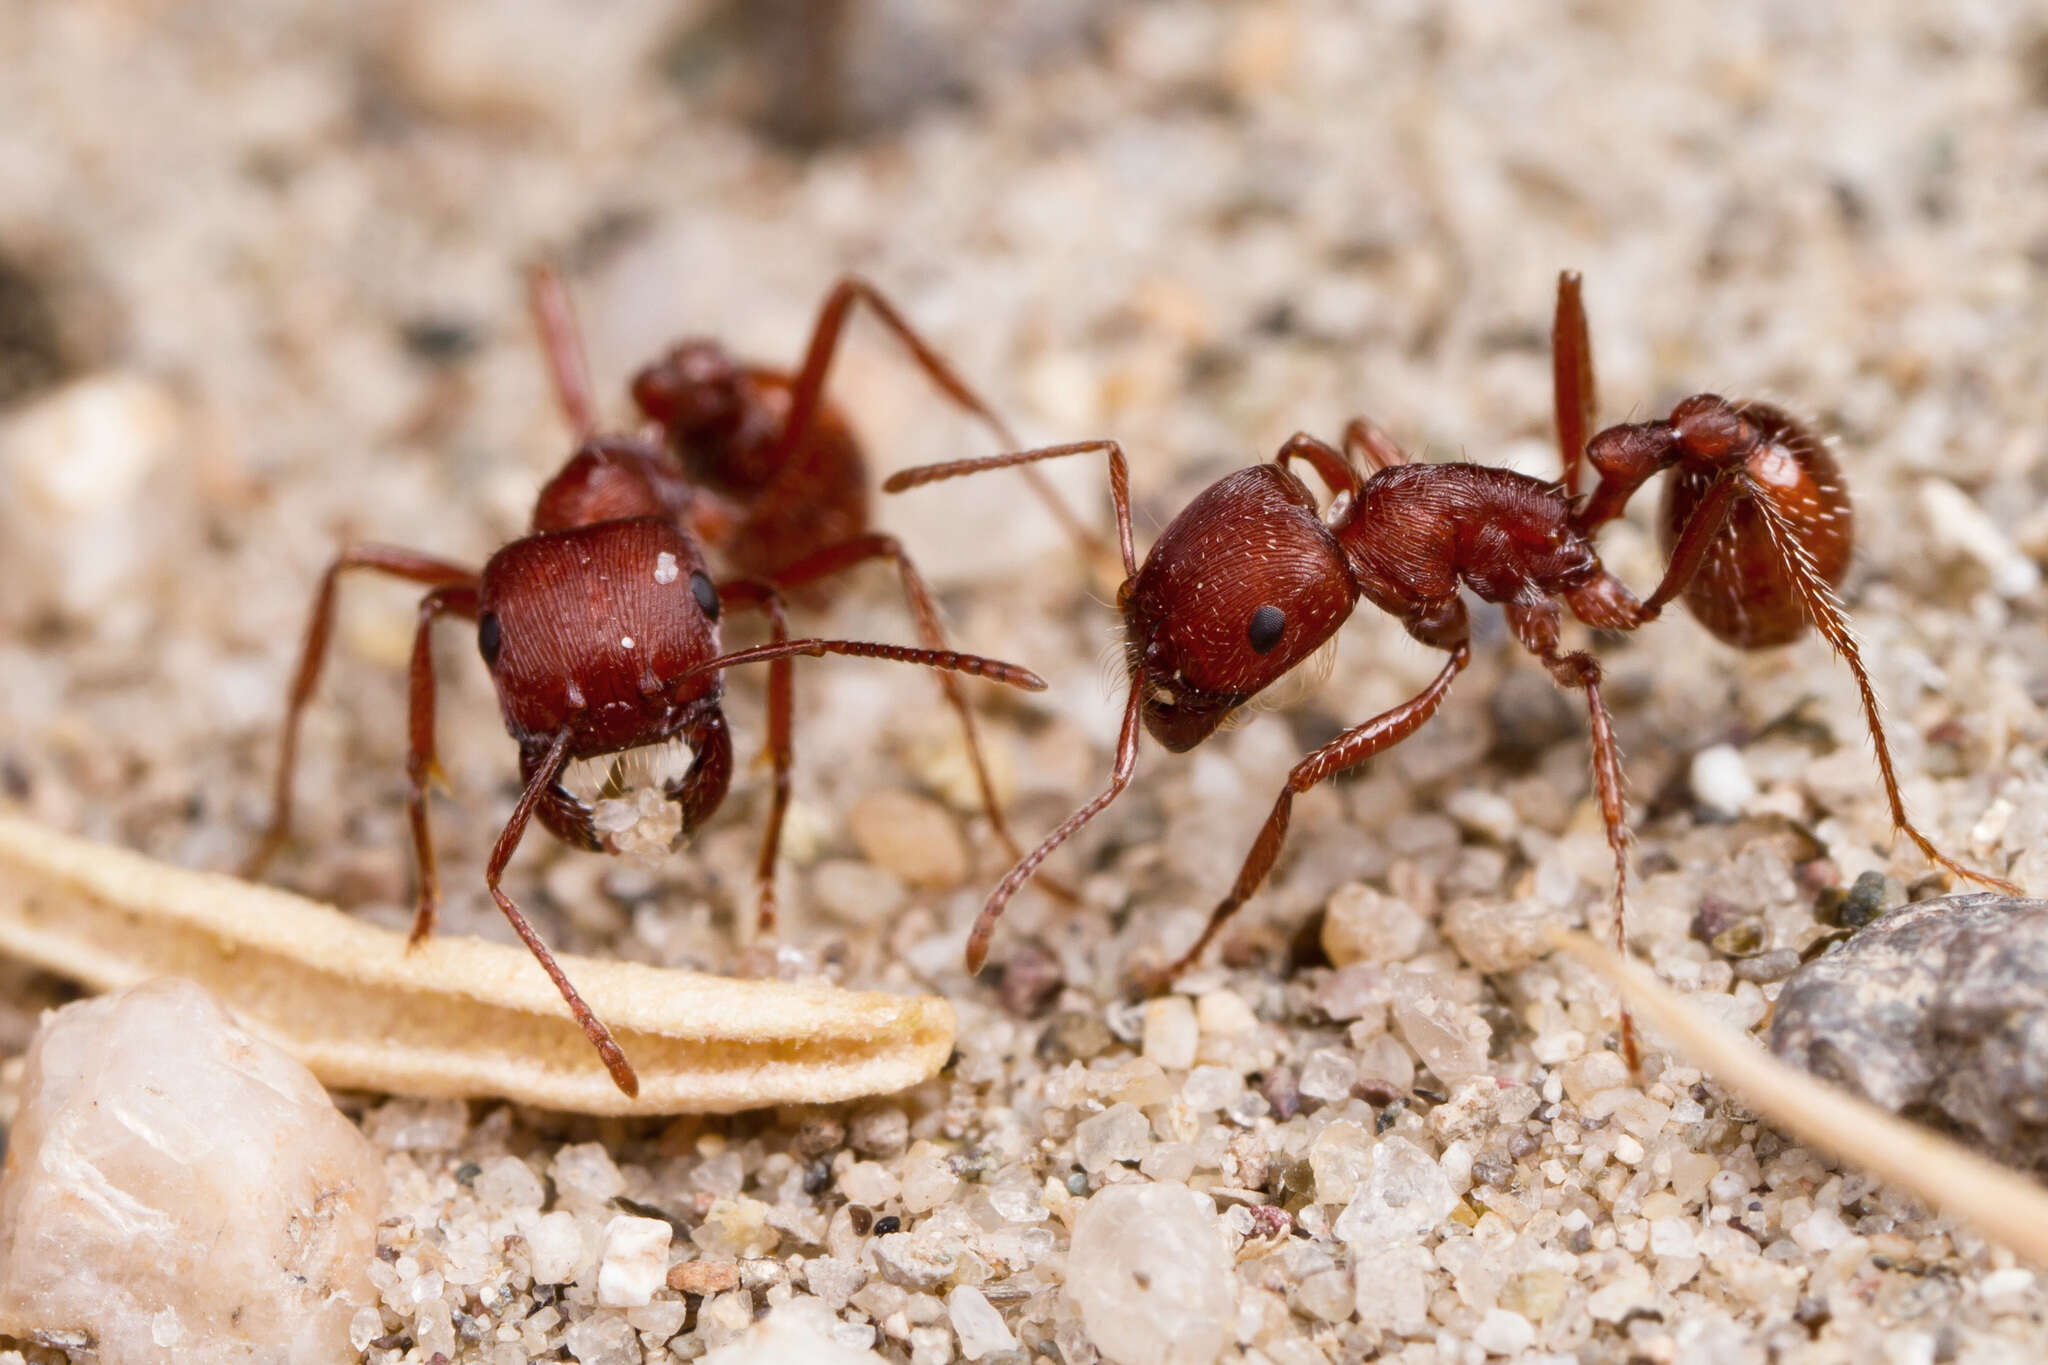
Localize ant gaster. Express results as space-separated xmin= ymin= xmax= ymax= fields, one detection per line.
xmin=890 ymin=271 xmax=2016 ymax=1062
xmin=245 ymin=273 xmax=1053 ymax=1097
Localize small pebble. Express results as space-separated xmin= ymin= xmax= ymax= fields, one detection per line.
xmin=1690 ymin=744 xmax=1756 ymax=819
xmin=1142 ymin=995 xmax=1199 ymax=1070
xmin=1066 ymin=1184 xmax=1234 ymax=1365
xmin=946 ymin=1285 xmax=1017 ymax=1360
xmin=668 ymin=1260 xmax=742 ymax=1295
xmin=596 ymin=1215 xmax=672 ymax=1308
xmin=851 ymin=1106 xmax=912 ymax=1159
xmin=1471 ymin=1307 xmax=1536 ymax=1355
xmin=847 ymin=790 xmax=969 ymax=888
xmin=1195 ymin=988 xmax=1257 ymax=1037
xmin=1074 ymin=1102 xmax=1150 ymax=1173
xmin=1322 ymin=884 xmax=1428 ymax=965
xmin=811 ymin=858 xmax=908 ymax=926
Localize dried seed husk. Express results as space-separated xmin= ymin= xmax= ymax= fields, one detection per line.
xmin=0 ymin=815 xmax=954 ymax=1116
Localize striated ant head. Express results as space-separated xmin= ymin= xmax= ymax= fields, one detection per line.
xmin=630 ymin=340 xmax=747 ymax=448
xmin=1120 ymin=465 xmax=1356 ymax=751
xmin=476 ymin=516 xmax=734 ymax=835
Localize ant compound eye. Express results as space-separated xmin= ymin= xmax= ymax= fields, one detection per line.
xmin=690 ymin=571 xmax=721 ymax=621
xmin=477 ymin=612 xmax=502 ymax=667
xmin=1247 ymin=604 xmax=1286 ymax=655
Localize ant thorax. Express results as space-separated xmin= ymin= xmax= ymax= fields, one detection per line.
xmin=1337 ymin=463 xmax=1598 ymax=615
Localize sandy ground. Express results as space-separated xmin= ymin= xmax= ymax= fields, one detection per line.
xmin=5 ymin=1 xmax=2048 ymax=1361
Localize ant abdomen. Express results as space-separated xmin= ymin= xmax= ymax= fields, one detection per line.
xmin=1658 ymin=402 xmax=1852 ymax=648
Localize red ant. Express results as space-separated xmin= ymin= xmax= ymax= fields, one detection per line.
xmin=889 ymin=271 xmax=2017 ymax=1059
xmin=244 ymin=271 xmax=1057 ymax=1096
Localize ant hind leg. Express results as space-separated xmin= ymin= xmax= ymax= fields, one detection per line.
xmin=1507 ymin=597 xmax=1639 ymax=1070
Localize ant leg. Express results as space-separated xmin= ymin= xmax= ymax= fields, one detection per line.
xmin=525 ymin=262 xmax=599 ymax=441
xmin=1341 ymin=417 xmax=1409 ymax=473
xmin=495 ymin=728 xmax=638 ymax=1097
xmin=1151 ymin=645 xmax=1472 ymax=987
xmin=1274 ymin=432 xmax=1362 ymax=499
xmin=1637 ymin=474 xmax=1745 ymax=616
xmin=717 ymin=579 xmax=795 ymax=937
xmin=1748 ymin=492 xmax=2022 ymax=895
xmin=966 ymin=673 xmax=1145 ymax=974
xmin=404 ymin=583 xmax=480 ymax=945
xmin=886 ymin=440 xmax=1140 ymax=582
xmin=766 ymin=533 xmax=1076 ymax=902
xmin=245 ymin=546 xmax=479 ymax=878
xmin=1553 ymin=271 xmax=1597 ymax=499
xmin=1505 ymin=597 xmax=1639 ymax=1070
xmin=770 ymin=278 xmax=1104 ymax=564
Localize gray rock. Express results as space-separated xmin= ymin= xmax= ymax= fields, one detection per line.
xmin=1769 ymin=894 xmax=2048 ymax=1166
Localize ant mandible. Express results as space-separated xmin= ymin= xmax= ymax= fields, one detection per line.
xmin=244 ymin=274 xmax=1051 ymax=1097
xmin=889 ymin=271 xmax=2017 ymax=1057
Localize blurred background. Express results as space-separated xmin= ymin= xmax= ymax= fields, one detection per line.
xmin=2 ymin=0 xmax=2046 ymax=1004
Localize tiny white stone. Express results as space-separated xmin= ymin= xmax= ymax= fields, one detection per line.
xmin=1142 ymin=995 xmax=1199 ymax=1070
xmin=946 ymin=1285 xmax=1016 ymax=1360
xmin=621 ymin=634 xmax=635 ymax=649
xmin=655 ymin=551 xmax=680 ymax=584
xmin=1689 ymin=744 xmax=1756 ymax=819
xmin=1980 ymin=1267 xmax=2036 ymax=1304
xmin=526 ymin=1209 xmax=588 ymax=1283
xmin=1472 ymin=1307 xmax=1536 ymax=1355
xmin=597 ymin=1214 xmax=673 ymax=1307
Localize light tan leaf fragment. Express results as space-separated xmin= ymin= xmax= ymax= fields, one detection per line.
xmin=1551 ymin=928 xmax=2048 ymax=1268
xmin=0 ymin=815 xmax=954 ymax=1116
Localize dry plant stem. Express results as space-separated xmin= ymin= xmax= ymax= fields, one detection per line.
xmin=1551 ymin=928 xmax=2048 ymax=1268
xmin=0 ymin=815 xmax=955 ymax=1116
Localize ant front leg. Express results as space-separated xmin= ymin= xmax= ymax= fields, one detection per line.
xmin=718 ymin=579 xmax=796 ymax=937
xmin=965 ymin=671 xmax=1146 ymax=975
xmin=403 ymin=582 xmax=480 ymax=944
xmin=494 ymin=728 xmax=639 ymax=1097
xmin=246 ymin=546 xmax=479 ymax=878
xmin=767 ymin=533 xmax=1076 ymax=903
xmin=772 ymin=279 xmax=1104 ymax=565
xmin=1504 ymin=595 xmax=1638 ymax=1069
xmin=1148 ymin=642 xmax=1472 ymax=989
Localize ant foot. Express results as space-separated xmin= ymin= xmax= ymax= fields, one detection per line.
xmin=406 ymin=899 xmax=440 ymax=949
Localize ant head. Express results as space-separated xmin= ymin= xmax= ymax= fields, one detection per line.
xmin=630 ymin=340 xmax=746 ymax=446
xmin=477 ymin=517 xmax=727 ymax=760
xmin=1122 ymin=465 xmax=1356 ymax=752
